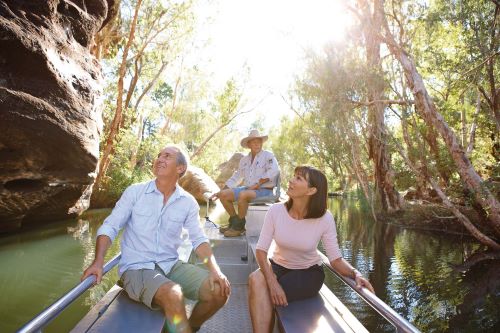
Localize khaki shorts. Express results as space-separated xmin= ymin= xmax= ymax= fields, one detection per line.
xmin=120 ymin=261 xmax=209 ymax=309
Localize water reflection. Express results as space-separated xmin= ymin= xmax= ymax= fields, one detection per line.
xmin=327 ymin=196 xmax=500 ymax=332
xmin=0 ymin=199 xmax=499 ymax=332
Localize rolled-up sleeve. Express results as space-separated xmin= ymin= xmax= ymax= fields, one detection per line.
xmin=96 ymin=185 xmax=135 ymax=242
xmin=262 ymin=152 xmax=279 ymax=182
xmin=225 ymin=159 xmax=244 ymax=188
xmin=256 ymin=206 xmax=276 ymax=252
xmin=321 ymin=214 xmax=342 ymax=262
xmin=185 ymin=201 xmax=208 ymax=250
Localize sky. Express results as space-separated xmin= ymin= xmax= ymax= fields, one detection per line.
xmin=193 ymin=0 xmax=354 ymax=132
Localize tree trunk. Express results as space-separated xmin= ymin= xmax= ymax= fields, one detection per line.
xmin=402 ymin=107 xmax=427 ymax=198
xmin=347 ymin=130 xmax=377 ymax=221
xmin=394 ymin=139 xmax=500 ymax=250
xmin=466 ymin=90 xmax=481 ymax=157
xmin=94 ymin=0 xmax=143 ymax=189
xmin=422 ymin=124 xmax=449 ymax=186
xmin=360 ymin=0 xmax=402 ymax=212
xmin=378 ymin=1 xmax=500 ymax=236
xmin=460 ymin=96 xmax=467 ymax=148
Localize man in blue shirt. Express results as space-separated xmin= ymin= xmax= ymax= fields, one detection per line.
xmin=81 ymin=145 xmax=230 ymax=333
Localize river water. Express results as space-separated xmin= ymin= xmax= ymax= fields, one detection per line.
xmin=1 ymin=198 xmax=499 ymax=332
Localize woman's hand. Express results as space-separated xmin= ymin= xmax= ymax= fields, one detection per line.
xmin=354 ymin=275 xmax=375 ymax=294
xmin=267 ymin=275 xmax=288 ymax=307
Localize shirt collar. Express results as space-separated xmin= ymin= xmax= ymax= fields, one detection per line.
xmin=247 ymin=150 xmax=263 ymax=158
xmin=146 ymin=180 xmax=187 ymax=198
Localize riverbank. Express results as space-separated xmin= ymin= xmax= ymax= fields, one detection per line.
xmin=379 ymin=202 xmax=495 ymax=238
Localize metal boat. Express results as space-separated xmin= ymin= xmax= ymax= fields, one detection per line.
xmin=18 ymin=203 xmax=420 ymax=333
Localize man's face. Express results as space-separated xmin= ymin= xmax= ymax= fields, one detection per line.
xmin=247 ymin=138 xmax=263 ymax=152
xmin=153 ymin=146 xmax=183 ymax=178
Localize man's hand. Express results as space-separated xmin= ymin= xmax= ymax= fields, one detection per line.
xmin=267 ymin=275 xmax=288 ymax=307
xmin=209 ymin=191 xmax=221 ymax=201
xmin=208 ymin=269 xmax=231 ymax=297
xmin=247 ymin=184 xmax=259 ymax=190
xmin=81 ymin=259 xmax=104 ymax=285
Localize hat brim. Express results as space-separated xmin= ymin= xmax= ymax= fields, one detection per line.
xmin=241 ymin=135 xmax=268 ymax=148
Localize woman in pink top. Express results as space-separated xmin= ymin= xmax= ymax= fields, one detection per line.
xmin=248 ymin=166 xmax=374 ymax=333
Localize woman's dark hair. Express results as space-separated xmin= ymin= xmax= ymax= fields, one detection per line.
xmin=285 ymin=166 xmax=328 ymax=219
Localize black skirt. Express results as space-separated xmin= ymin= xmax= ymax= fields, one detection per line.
xmin=270 ymin=259 xmax=325 ymax=302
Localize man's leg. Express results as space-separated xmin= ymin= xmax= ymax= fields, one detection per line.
xmin=153 ymin=282 xmax=192 ymax=333
xmin=224 ymin=190 xmax=256 ymax=237
xmin=167 ymin=261 xmax=229 ymax=331
xmin=236 ymin=190 xmax=256 ymax=219
xmin=189 ymin=277 xmax=229 ymax=329
xmin=121 ymin=268 xmax=191 ymax=333
xmin=218 ymin=189 xmax=237 ymax=217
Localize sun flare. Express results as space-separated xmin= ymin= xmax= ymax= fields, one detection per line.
xmin=196 ymin=0 xmax=354 ymax=128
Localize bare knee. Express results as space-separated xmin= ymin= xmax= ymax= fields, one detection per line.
xmin=248 ymin=270 xmax=266 ymax=291
xmin=219 ymin=189 xmax=235 ymax=201
xmin=199 ymin=282 xmax=229 ymax=307
xmin=154 ymin=282 xmax=184 ymax=311
xmin=238 ymin=191 xmax=253 ymax=203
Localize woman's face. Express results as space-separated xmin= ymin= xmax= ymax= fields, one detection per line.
xmin=287 ymin=171 xmax=315 ymax=198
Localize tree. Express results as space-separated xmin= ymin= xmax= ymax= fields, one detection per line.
xmin=357 ymin=0 xmax=403 ymax=212
xmin=94 ymin=0 xmax=196 ymax=189
xmin=375 ymin=0 xmax=500 ymax=237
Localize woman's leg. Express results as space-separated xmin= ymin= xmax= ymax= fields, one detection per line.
xmin=248 ymin=270 xmax=275 ymax=333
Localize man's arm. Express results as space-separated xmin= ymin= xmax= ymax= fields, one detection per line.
xmin=261 ymin=153 xmax=280 ymax=185
xmin=81 ymin=235 xmax=112 ymax=284
xmin=195 ymin=243 xmax=230 ymax=296
xmin=247 ymin=177 xmax=270 ymax=190
xmin=184 ymin=201 xmax=230 ymax=296
xmin=80 ymin=185 xmax=137 ymax=283
xmin=224 ymin=157 xmax=245 ymax=189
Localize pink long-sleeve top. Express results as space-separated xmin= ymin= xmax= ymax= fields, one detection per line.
xmin=256 ymin=203 xmax=342 ymax=269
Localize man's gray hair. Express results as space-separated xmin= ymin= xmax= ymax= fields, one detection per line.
xmin=166 ymin=144 xmax=189 ymax=178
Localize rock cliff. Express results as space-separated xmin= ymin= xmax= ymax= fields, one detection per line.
xmin=0 ymin=0 xmax=113 ymax=232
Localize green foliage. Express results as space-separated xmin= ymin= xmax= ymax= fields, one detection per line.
xmin=96 ymin=0 xmax=499 ymax=212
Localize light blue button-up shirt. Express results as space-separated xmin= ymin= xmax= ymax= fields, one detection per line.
xmin=96 ymin=180 xmax=208 ymax=276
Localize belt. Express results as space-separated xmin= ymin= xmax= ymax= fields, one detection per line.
xmin=261 ymin=187 xmax=274 ymax=190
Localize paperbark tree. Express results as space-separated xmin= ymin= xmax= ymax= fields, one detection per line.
xmin=358 ymin=0 xmax=402 ymax=212
xmin=376 ymin=0 xmax=500 ymax=236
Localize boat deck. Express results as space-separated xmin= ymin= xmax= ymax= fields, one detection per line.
xmin=189 ymin=226 xmax=254 ymax=332
xmin=195 ymin=284 xmax=252 ymax=332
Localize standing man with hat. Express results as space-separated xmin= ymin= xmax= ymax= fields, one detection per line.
xmin=210 ymin=129 xmax=280 ymax=237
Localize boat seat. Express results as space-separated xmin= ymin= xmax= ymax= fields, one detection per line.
xmin=72 ymin=244 xmax=194 ymax=333
xmin=247 ymin=236 xmax=368 ymax=333
xmin=70 ymin=285 xmax=165 ymax=333
xmin=249 ymin=173 xmax=281 ymax=205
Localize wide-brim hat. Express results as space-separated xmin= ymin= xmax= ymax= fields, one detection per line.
xmin=240 ymin=129 xmax=268 ymax=148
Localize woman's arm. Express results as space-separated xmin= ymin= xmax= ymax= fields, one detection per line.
xmin=256 ymin=249 xmax=288 ymax=306
xmin=330 ymin=257 xmax=375 ymax=293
